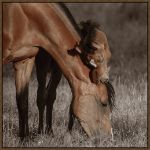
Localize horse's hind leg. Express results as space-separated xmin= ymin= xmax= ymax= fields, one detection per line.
xmin=35 ymin=49 xmax=53 ymax=134
xmin=14 ymin=57 xmax=34 ymax=140
xmin=45 ymin=63 xmax=62 ymax=134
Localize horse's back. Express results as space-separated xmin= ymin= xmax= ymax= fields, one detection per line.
xmin=3 ymin=3 xmax=80 ymax=59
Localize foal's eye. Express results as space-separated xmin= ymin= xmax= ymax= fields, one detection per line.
xmin=88 ymin=44 xmax=94 ymax=49
xmin=85 ymin=44 xmax=97 ymax=53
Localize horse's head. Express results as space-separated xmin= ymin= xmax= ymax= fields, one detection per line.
xmin=78 ymin=20 xmax=111 ymax=84
xmin=72 ymin=21 xmax=115 ymax=137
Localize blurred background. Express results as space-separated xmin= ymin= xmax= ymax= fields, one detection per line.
xmin=3 ymin=3 xmax=147 ymax=80
xmin=3 ymin=3 xmax=148 ymax=147
xmin=66 ymin=3 xmax=147 ymax=80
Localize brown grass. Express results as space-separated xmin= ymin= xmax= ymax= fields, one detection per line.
xmin=2 ymin=2 xmax=147 ymax=147
xmin=3 ymin=74 xmax=147 ymax=147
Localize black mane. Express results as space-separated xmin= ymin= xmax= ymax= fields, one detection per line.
xmin=58 ymin=4 xmax=115 ymax=110
xmin=58 ymin=3 xmax=81 ymax=35
xmin=79 ymin=20 xmax=101 ymax=53
xmin=58 ymin=4 xmax=101 ymax=53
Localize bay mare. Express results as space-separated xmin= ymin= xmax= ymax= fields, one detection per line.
xmin=3 ymin=3 xmax=114 ymax=140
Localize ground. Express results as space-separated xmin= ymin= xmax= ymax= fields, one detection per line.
xmin=3 ymin=2 xmax=147 ymax=147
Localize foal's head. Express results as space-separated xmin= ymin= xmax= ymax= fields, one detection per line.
xmin=79 ymin=20 xmax=111 ymax=84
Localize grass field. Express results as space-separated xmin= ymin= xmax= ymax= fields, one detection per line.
xmin=2 ymin=2 xmax=147 ymax=148
xmin=3 ymin=73 xmax=147 ymax=147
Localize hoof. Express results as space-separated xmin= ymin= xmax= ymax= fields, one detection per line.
xmin=45 ymin=128 xmax=54 ymax=137
xmin=66 ymin=128 xmax=72 ymax=136
xmin=19 ymin=132 xmax=29 ymax=142
xmin=38 ymin=128 xmax=44 ymax=134
xmin=19 ymin=136 xmax=29 ymax=145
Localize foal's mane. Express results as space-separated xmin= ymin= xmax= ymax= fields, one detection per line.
xmin=58 ymin=3 xmax=101 ymax=53
xmin=79 ymin=20 xmax=101 ymax=53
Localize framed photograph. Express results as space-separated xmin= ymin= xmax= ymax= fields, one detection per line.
xmin=1 ymin=1 xmax=148 ymax=148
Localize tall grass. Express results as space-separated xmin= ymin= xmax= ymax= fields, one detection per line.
xmin=3 ymin=3 xmax=147 ymax=147
xmin=3 ymin=74 xmax=147 ymax=147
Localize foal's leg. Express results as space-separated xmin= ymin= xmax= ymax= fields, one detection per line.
xmin=45 ymin=63 xmax=62 ymax=134
xmin=14 ymin=57 xmax=35 ymax=140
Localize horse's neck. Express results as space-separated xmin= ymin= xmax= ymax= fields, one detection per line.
xmin=4 ymin=3 xmax=91 ymax=85
xmin=44 ymin=38 xmax=91 ymax=85
xmin=34 ymin=3 xmax=91 ymax=85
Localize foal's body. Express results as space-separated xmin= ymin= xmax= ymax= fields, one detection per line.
xmin=3 ymin=3 xmax=113 ymax=139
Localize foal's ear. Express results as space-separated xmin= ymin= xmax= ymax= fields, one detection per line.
xmin=89 ymin=59 xmax=97 ymax=68
xmin=67 ymin=42 xmax=82 ymax=56
xmin=67 ymin=46 xmax=82 ymax=56
xmin=74 ymin=46 xmax=82 ymax=54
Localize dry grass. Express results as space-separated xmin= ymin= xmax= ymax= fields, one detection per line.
xmin=2 ymin=2 xmax=147 ymax=148
xmin=3 ymin=74 xmax=147 ymax=147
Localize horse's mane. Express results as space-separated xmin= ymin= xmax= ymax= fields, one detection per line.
xmin=58 ymin=4 xmax=101 ymax=53
xmin=58 ymin=3 xmax=81 ymax=35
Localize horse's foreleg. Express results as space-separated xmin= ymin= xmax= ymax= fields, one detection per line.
xmin=68 ymin=100 xmax=75 ymax=132
xmin=14 ymin=57 xmax=35 ymax=140
xmin=36 ymin=61 xmax=47 ymax=134
xmin=45 ymin=64 xmax=62 ymax=134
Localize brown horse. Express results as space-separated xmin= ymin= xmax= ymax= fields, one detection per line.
xmin=3 ymin=3 xmax=115 ymax=140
